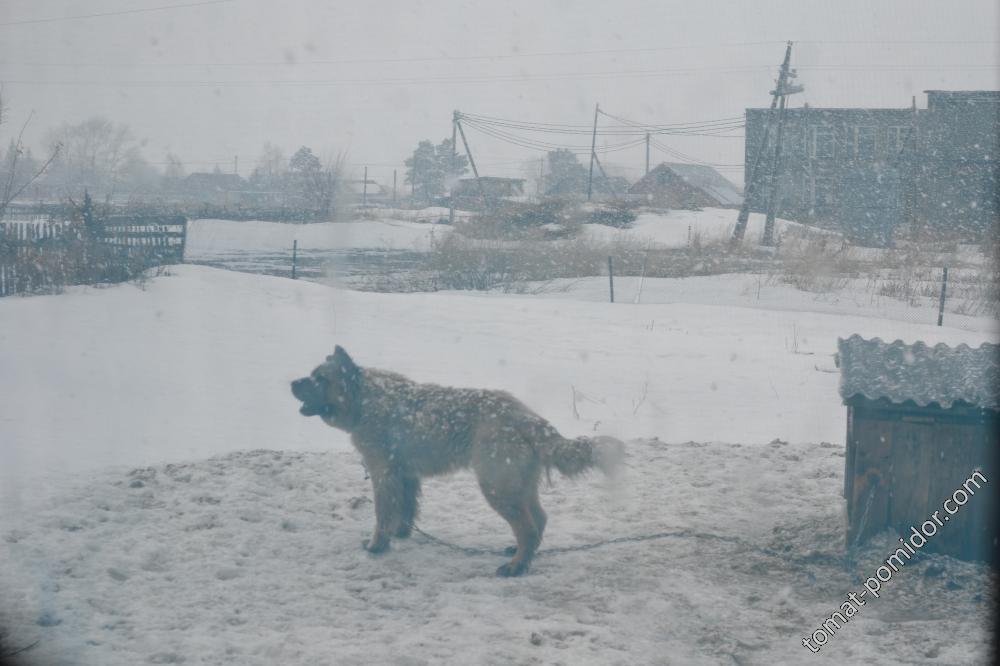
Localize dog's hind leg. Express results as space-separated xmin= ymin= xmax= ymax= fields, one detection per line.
xmin=364 ymin=467 xmax=405 ymax=554
xmin=528 ymin=490 xmax=547 ymax=544
xmin=479 ymin=477 xmax=541 ymax=577
xmin=396 ymin=477 xmax=421 ymax=538
xmin=504 ymin=489 xmax=547 ymax=557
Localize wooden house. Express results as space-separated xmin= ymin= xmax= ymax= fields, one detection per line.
xmin=346 ymin=179 xmax=389 ymax=207
xmin=628 ymin=163 xmax=743 ymax=209
xmin=454 ymin=177 xmax=526 ymax=200
xmin=837 ymin=335 xmax=998 ymax=563
xmin=181 ymin=172 xmax=248 ymax=206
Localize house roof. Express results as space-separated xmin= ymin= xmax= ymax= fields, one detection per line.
xmin=346 ymin=179 xmax=385 ymax=195
xmin=458 ymin=177 xmax=525 ymax=184
xmin=184 ymin=172 xmax=245 ymax=190
xmin=837 ymin=335 xmax=1000 ymax=410
xmin=638 ymin=163 xmax=743 ymax=206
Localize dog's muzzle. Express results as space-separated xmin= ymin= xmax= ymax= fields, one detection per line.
xmin=291 ymin=377 xmax=334 ymax=417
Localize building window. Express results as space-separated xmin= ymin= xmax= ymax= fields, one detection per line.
xmin=815 ymin=177 xmax=835 ymax=207
xmin=854 ymin=126 xmax=876 ymax=159
xmin=886 ymin=126 xmax=910 ymax=154
xmin=810 ymin=128 xmax=835 ymax=159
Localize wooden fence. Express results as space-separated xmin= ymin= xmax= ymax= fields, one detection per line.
xmin=100 ymin=215 xmax=187 ymax=264
xmin=0 ymin=215 xmax=187 ymax=297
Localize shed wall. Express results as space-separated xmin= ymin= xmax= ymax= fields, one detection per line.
xmin=845 ymin=399 xmax=997 ymax=563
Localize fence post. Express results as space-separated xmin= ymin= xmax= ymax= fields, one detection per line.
xmin=179 ymin=218 xmax=188 ymax=263
xmin=937 ymin=266 xmax=948 ymax=326
xmin=608 ymin=256 xmax=615 ymax=303
xmin=292 ymin=240 xmax=298 ymax=280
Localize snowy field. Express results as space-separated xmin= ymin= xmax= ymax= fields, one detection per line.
xmin=580 ymin=207 xmax=826 ymax=247
xmin=184 ymin=207 xmax=811 ymax=260
xmin=1 ymin=239 xmax=996 ymax=663
xmin=185 ymin=217 xmax=443 ymax=258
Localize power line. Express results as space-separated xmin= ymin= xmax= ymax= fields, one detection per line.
xmin=457 ymin=107 xmax=750 ymax=171
xmin=0 ymin=0 xmax=236 ymax=28
xmin=3 ymin=38 xmax=995 ymax=66
xmin=597 ymin=109 xmax=746 ymax=136
xmin=649 ymin=138 xmax=744 ymax=169
xmin=460 ymin=118 xmax=647 ymax=155
xmin=461 ymin=110 xmax=745 ymax=136
xmin=0 ymin=64 xmax=780 ymax=88
xmin=798 ymin=39 xmax=999 ymax=45
xmin=3 ymin=62 xmax=992 ymax=88
xmin=0 ymin=40 xmax=787 ymax=64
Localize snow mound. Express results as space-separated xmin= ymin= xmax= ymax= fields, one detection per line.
xmin=1 ymin=441 xmax=992 ymax=665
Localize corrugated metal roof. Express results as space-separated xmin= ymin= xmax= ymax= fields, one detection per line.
xmin=661 ymin=163 xmax=743 ymax=206
xmin=837 ymin=335 xmax=1000 ymax=410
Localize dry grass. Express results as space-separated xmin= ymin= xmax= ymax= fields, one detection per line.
xmin=772 ymin=224 xmax=999 ymax=317
xmin=354 ymin=207 xmax=1000 ymax=319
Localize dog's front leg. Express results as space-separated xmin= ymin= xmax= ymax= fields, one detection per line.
xmin=364 ymin=467 xmax=404 ymax=554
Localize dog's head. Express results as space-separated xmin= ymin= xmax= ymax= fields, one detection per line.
xmin=290 ymin=345 xmax=362 ymax=430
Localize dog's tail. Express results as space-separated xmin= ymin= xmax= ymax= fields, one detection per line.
xmin=539 ymin=435 xmax=624 ymax=478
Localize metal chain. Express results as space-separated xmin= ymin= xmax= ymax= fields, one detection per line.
xmin=411 ymin=525 xmax=834 ymax=566
xmin=412 ymin=526 xmax=505 ymax=557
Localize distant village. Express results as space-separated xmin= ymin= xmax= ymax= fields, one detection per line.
xmin=1 ymin=89 xmax=998 ymax=246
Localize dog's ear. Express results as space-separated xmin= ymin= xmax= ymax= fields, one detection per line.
xmin=330 ymin=345 xmax=359 ymax=377
xmin=326 ymin=345 xmax=351 ymax=363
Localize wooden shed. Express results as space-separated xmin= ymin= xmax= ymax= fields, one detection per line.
xmin=837 ymin=335 xmax=998 ymax=563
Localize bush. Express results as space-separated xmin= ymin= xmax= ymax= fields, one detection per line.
xmin=456 ymin=200 xmax=579 ymax=240
xmin=425 ymin=231 xmax=602 ymax=291
xmin=587 ymin=203 xmax=637 ymax=229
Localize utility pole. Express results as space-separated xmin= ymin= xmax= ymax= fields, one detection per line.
xmin=363 ymin=166 xmax=368 ymax=208
xmin=645 ymin=133 xmax=650 ymax=175
xmin=455 ymin=114 xmax=488 ymax=207
xmin=587 ymin=103 xmax=599 ymax=201
xmin=592 ymin=152 xmax=618 ymax=198
xmin=937 ymin=267 xmax=948 ymax=326
xmin=234 ymin=155 xmax=238 ymax=176
xmin=449 ymin=110 xmax=458 ymax=224
xmin=761 ymin=93 xmax=788 ymax=246
xmin=731 ymin=41 xmax=802 ymax=245
xmin=608 ymin=256 xmax=615 ymax=303
xmin=761 ymin=47 xmax=803 ymax=246
xmin=393 ymin=169 xmax=397 ymax=207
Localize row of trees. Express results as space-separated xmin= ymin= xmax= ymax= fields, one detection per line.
xmin=241 ymin=144 xmax=344 ymax=213
xmin=0 ymin=91 xmax=347 ymax=214
xmin=3 ymin=87 xmax=612 ymax=219
xmin=404 ymin=137 xmax=468 ymax=203
xmin=1 ymin=111 xmax=170 ymax=210
xmin=400 ymin=140 xmax=603 ymax=202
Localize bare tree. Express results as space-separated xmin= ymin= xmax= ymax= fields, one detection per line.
xmin=249 ymin=141 xmax=286 ymax=190
xmin=0 ymin=88 xmax=61 ymax=217
xmin=44 ymin=116 xmax=139 ymax=199
xmin=163 ymin=152 xmax=185 ymax=192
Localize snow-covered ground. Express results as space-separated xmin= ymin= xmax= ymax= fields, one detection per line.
xmin=581 ymin=207 xmax=824 ymax=248
xmin=184 ymin=207 xmax=807 ymax=260
xmin=528 ymin=274 xmax=998 ymax=333
xmin=185 ymin=217 xmax=443 ymax=258
xmin=3 ymin=441 xmax=993 ymax=665
xmin=1 ymin=225 xmax=997 ymax=663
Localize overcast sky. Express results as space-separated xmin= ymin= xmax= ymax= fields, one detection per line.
xmin=1 ymin=0 xmax=997 ymax=187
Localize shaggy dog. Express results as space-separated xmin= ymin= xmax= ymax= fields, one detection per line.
xmin=291 ymin=346 xmax=623 ymax=576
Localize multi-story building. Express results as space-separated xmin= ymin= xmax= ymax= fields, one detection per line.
xmin=744 ymin=90 xmax=999 ymax=243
